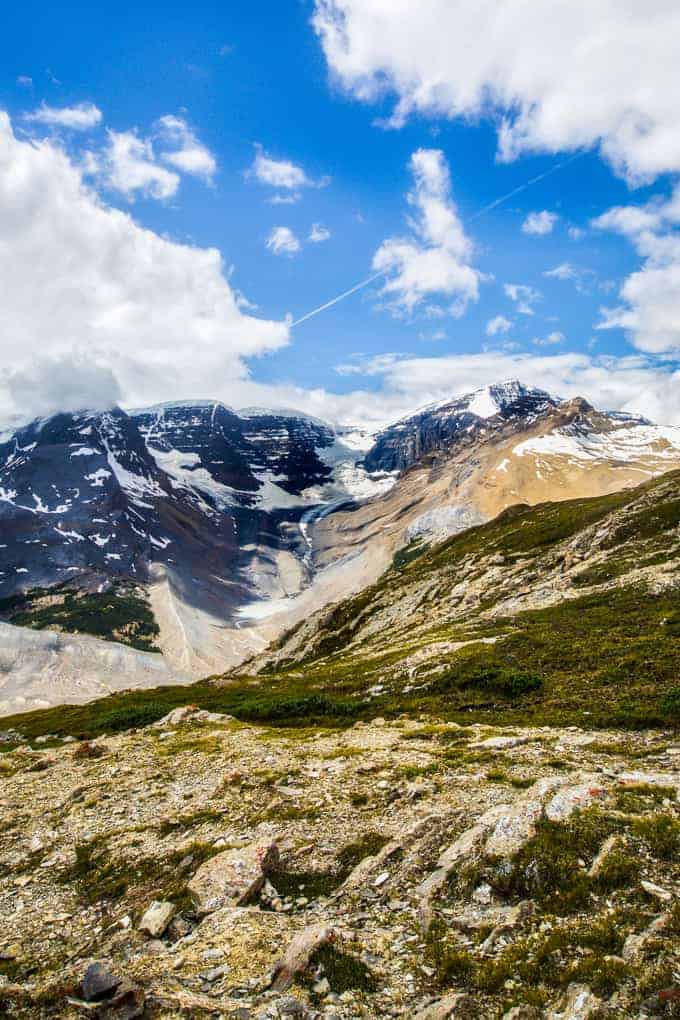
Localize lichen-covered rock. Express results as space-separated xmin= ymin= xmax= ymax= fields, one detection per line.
xmin=270 ymin=924 xmax=336 ymax=992
xmin=188 ymin=842 xmax=280 ymax=914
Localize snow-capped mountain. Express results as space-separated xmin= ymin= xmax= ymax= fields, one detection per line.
xmin=365 ymin=381 xmax=557 ymax=472
xmin=0 ymin=401 xmax=389 ymax=606
xmin=2 ymin=381 xmax=680 ymax=715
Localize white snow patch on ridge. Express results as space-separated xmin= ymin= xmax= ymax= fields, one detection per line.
xmin=466 ymin=388 xmax=500 ymax=419
xmin=513 ymin=425 xmax=680 ymax=463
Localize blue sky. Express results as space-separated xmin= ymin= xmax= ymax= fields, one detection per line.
xmin=1 ymin=1 xmax=679 ymax=426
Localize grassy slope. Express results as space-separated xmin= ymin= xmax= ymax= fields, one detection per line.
xmin=2 ymin=471 xmax=679 ymax=740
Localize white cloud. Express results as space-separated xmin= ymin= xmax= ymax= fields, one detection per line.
xmin=544 ymin=262 xmax=578 ymax=281
xmin=568 ymin=226 xmax=586 ymax=241
xmin=298 ymin=351 xmax=680 ymax=429
xmin=593 ymin=186 xmax=680 ymax=353
xmin=309 ymin=222 xmax=331 ymax=243
xmin=372 ymin=148 xmax=481 ymax=316
xmin=25 ymin=101 xmax=103 ymax=130
xmin=0 ymin=111 xmax=288 ymax=424
xmin=504 ymin=283 xmax=540 ymax=315
xmin=266 ymin=226 xmax=301 ymax=256
xmin=268 ymin=193 xmax=301 ymax=205
xmin=522 ymin=210 xmax=558 ymax=236
xmin=313 ymin=1 xmax=680 ymax=185
xmin=250 ymin=144 xmax=328 ymax=192
xmin=156 ymin=115 xmax=216 ymax=181
xmin=543 ymin=262 xmax=595 ymax=294
xmin=17 ymin=76 xmax=33 ymax=88
xmin=485 ymin=315 xmax=512 ymax=336
xmin=532 ymin=331 xmax=565 ymax=347
xmin=96 ymin=129 xmax=180 ymax=200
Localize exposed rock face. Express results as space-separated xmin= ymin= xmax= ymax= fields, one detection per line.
xmin=365 ymin=381 xmax=557 ymax=473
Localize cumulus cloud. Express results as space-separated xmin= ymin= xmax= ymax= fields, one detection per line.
xmin=313 ymin=1 xmax=680 ymax=184
xmin=295 ymin=350 xmax=679 ymax=429
xmin=4 ymin=355 xmax=122 ymax=421
xmin=250 ymin=144 xmax=328 ymax=195
xmin=0 ymin=111 xmax=288 ymax=424
xmin=568 ymin=226 xmax=586 ymax=241
xmin=504 ymin=283 xmax=540 ymax=315
xmin=96 ymin=129 xmax=180 ymax=199
xmin=522 ymin=210 xmax=558 ymax=236
xmin=593 ymin=186 xmax=680 ymax=353
xmin=156 ymin=115 xmax=216 ymax=181
xmin=25 ymin=101 xmax=103 ymax=130
xmin=485 ymin=315 xmax=512 ymax=336
xmin=372 ymin=148 xmax=481 ymax=316
xmin=309 ymin=222 xmax=331 ymax=243
xmin=266 ymin=226 xmax=301 ymax=256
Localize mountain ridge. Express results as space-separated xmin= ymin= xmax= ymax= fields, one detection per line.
xmin=1 ymin=381 xmax=680 ymax=714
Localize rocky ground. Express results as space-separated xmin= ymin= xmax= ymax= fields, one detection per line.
xmin=1 ymin=708 xmax=679 ymax=1019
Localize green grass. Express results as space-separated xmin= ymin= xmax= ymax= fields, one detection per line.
xmin=0 ymin=583 xmax=160 ymax=652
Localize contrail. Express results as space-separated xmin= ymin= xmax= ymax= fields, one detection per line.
xmin=289 ymin=269 xmax=387 ymax=327
xmin=289 ymin=150 xmax=586 ymax=329
xmin=466 ymin=150 xmax=587 ymax=223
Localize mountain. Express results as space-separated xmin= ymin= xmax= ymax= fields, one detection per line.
xmin=1 ymin=465 xmax=679 ymax=1020
xmin=364 ymin=380 xmax=558 ymax=472
xmin=241 ymin=467 xmax=680 ymax=732
xmin=1 ymin=381 xmax=679 ymax=714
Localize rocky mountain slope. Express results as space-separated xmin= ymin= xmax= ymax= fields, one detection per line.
xmin=0 ymin=465 xmax=679 ymax=1018
xmin=1 ymin=709 xmax=678 ymax=1019
xmin=1 ymin=382 xmax=679 ymax=715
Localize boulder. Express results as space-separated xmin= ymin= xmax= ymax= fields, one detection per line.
xmin=81 ymin=963 xmax=121 ymax=1002
xmin=187 ymin=842 xmax=279 ymax=914
xmin=138 ymin=900 xmax=176 ymax=937
xmin=270 ymin=924 xmax=336 ymax=992
xmin=153 ymin=705 xmax=233 ymax=728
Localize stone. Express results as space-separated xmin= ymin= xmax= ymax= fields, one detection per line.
xmin=502 ymin=1008 xmax=541 ymax=1019
xmin=138 ymin=900 xmax=176 ymax=937
xmin=153 ymin=705 xmax=233 ymax=728
xmin=81 ymin=962 xmax=121 ymax=1002
xmin=188 ymin=842 xmax=280 ymax=914
xmin=92 ymin=979 xmax=145 ymax=1020
xmin=641 ymin=879 xmax=672 ymax=902
xmin=201 ymin=965 xmax=228 ymax=982
xmin=547 ymin=983 xmax=603 ymax=1020
xmin=270 ymin=924 xmax=336 ymax=992
xmin=412 ymin=992 xmax=476 ymax=1019
xmin=587 ymin=835 xmax=624 ymax=878
xmin=470 ymin=736 xmax=531 ymax=750
xmin=544 ymin=783 xmax=607 ymax=822
xmin=278 ymin=998 xmax=308 ymax=1017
